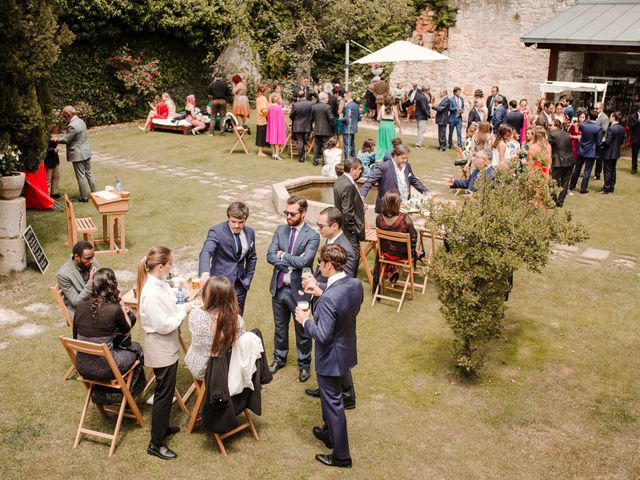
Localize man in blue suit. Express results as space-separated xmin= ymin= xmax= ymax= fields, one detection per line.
xmin=491 ymin=95 xmax=507 ymax=133
xmin=446 ymin=149 xmax=495 ymax=194
xmin=267 ymin=196 xmax=320 ymax=382
xmin=295 ymin=244 xmax=363 ymax=468
xmin=448 ymin=87 xmax=464 ymax=149
xmin=599 ymin=111 xmax=626 ymax=194
xmin=570 ymin=110 xmax=603 ymax=194
xmin=341 ymin=91 xmax=360 ymax=158
xmin=432 ymin=89 xmax=450 ymax=151
xmin=359 ymin=143 xmax=429 ymax=214
xmin=198 ymin=202 xmax=257 ymax=314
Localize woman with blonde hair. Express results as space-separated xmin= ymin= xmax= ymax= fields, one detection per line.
xmin=185 ymin=95 xmax=207 ymax=135
xmin=137 ymin=246 xmax=190 ymax=461
xmin=162 ymin=93 xmax=176 ymax=119
xmin=255 ymin=84 xmax=270 ymax=157
xmin=266 ymin=92 xmax=286 ymax=160
xmin=527 ymin=125 xmax=552 ymax=175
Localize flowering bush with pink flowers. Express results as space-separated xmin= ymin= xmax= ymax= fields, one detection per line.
xmin=108 ymin=46 xmax=161 ymax=98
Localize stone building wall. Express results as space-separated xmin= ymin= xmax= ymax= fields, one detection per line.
xmin=391 ymin=0 xmax=577 ymax=103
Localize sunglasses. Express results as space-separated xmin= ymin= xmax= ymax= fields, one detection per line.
xmin=283 ymin=210 xmax=300 ymax=217
xmin=316 ymin=222 xmax=328 ymax=229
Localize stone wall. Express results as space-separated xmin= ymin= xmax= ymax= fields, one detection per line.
xmin=391 ymin=0 xmax=576 ymax=103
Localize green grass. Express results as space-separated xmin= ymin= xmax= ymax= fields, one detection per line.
xmin=1 ymin=122 xmax=639 ymax=479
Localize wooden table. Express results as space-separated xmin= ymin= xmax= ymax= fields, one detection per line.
xmin=90 ymin=191 xmax=130 ymax=254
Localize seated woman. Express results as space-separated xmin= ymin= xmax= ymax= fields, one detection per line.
xmin=185 ymin=276 xmax=246 ymax=381
xmin=162 ymin=92 xmax=176 ymax=119
xmin=357 ymin=139 xmax=378 ymax=178
xmin=374 ymin=190 xmax=419 ymax=289
xmin=140 ymin=95 xmax=168 ymax=132
xmin=73 ymin=268 xmax=145 ymax=395
xmin=185 ymin=95 xmax=207 ymax=135
xmin=320 ymin=136 xmax=342 ymax=178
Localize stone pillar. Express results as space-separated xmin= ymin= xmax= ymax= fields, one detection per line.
xmin=0 ymin=197 xmax=27 ymax=275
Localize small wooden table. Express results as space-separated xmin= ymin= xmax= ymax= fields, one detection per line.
xmin=90 ymin=191 xmax=130 ymax=254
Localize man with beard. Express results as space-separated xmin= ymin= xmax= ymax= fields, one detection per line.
xmin=56 ymin=240 xmax=98 ymax=317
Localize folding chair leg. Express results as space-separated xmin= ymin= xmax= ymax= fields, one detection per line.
xmin=397 ymin=273 xmax=411 ymax=313
xmin=214 ymin=433 xmax=228 ymax=456
xmin=174 ymin=387 xmax=188 ymax=413
xmin=75 ymin=384 xmax=93 ymax=449
xmin=109 ymin=390 xmax=129 ymax=457
xmin=245 ymin=410 xmax=259 ymax=440
xmin=63 ymin=365 xmax=76 ymax=380
xmin=187 ymin=382 xmax=206 ymax=433
xmin=371 ymin=265 xmax=387 ymax=306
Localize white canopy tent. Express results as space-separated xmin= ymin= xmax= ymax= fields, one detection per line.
xmin=351 ymin=40 xmax=451 ymax=64
xmin=535 ymin=80 xmax=608 ymax=106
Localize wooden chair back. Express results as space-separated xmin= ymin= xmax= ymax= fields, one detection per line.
xmin=63 ymin=194 xmax=77 ymax=247
xmin=50 ymin=285 xmax=73 ymax=327
xmin=59 ymin=336 xmax=145 ymax=457
xmin=373 ymin=228 xmax=416 ymax=312
xmin=375 ymin=229 xmax=413 ymax=267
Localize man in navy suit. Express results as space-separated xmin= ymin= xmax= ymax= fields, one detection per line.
xmin=432 ymin=89 xmax=450 ymax=151
xmin=198 ymin=202 xmax=257 ymax=314
xmin=290 ymin=90 xmax=313 ymax=163
xmin=446 ymin=149 xmax=495 ymax=194
xmin=360 ymin=143 xmax=429 ymax=214
xmin=599 ymin=111 xmax=626 ymax=194
xmin=448 ymin=87 xmax=464 ymax=149
xmin=295 ymin=244 xmax=363 ymax=468
xmin=570 ymin=110 xmax=603 ymax=194
xmin=491 ymin=95 xmax=507 ymax=133
xmin=267 ymin=196 xmax=320 ymax=382
xmin=341 ymin=91 xmax=360 ymax=158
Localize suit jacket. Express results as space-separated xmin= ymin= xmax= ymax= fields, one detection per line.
xmin=578 ymin=120 xmax=603 ymax=158
xmin=535 ymin=112 xmax=551 ymax=131
xmin=289 ymin=99 xmax=313 ymax=133
xmin=486 ymin=95 xmax=495 ymax=120
xmin=292 ymin=85 xmax=317 ymax=102
xmin=448 ymin=95 xmax=464 ymax=121
xmin=467 ymin=108 xmax=481 ymax=125
xmin=267 ymin=223 xmax=320 ymax=298
xmin=491 ymin=105 xmax=507 ymax=132
xmin=630 ymin=112 xmax=640 ymax=143
xmin=57 ymin=257 xmax=99 ymax=314
xmin=57 ymin=116 xmax=91 ymax=162
xmin=372 ymin=80 xmax=389 ymax=104
xmin=311 ymin=103 xmax=334 ymax=136
xmin=433 ymin=96 xmax=450 ymax=125
xmin=341 ymin=100 xmax=360 ymax=134
xmin=548 ymin=129 xmax=574 ymax=168
xmin=414 ymin=91 xmax=429 ymax=122
xmin=359 ymin=160 xmax=429 ymax=214
xmin=451 ymin=165 xmax=495 ymax=193
xmin=314 ymin=234 xmax=358 ymax=283
xmin=198 ymin=222 xmax=257 ymax=290
xmin=505 ymin=111 xmax=524 ymax=134
xmin=596 ymin=112 xmax=609 ymax=134
xmin=333 ymin=174 xmax=365 ymax=241
xmin=600 ymin=123 xmax=625 ymax=160
xmin=304 ymin=276 xmax=363 ymax=377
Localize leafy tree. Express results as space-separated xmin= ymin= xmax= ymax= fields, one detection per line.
xmin=423 ymin=163 xmax=588 ymax=376
xmin=0 ymin=0 xmax=72 ymax=171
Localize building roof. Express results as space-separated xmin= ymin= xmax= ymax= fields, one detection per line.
xmin=521 ymin=0 xmax=640 ymax=47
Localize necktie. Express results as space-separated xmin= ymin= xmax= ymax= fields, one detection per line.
xmin=276 ymin=227 xmax=298 ymax=288
xmin=234 ymin=233 xmax=242 ymax=258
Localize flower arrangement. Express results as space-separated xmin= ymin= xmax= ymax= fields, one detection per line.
xmin=0 ymin=144 xmax=22 ymax=176
xmin=108 ymin=46 xmax=161 ymax=98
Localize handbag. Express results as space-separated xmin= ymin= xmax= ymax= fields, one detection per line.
xmin=109 ymin=332 xmax=132 ymax=350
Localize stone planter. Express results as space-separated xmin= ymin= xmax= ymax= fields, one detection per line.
xmin=0 ymin=172 xmax=25 ymax=200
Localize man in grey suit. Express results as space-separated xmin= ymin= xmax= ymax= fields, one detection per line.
xmin=295 ymin=244 xmax=363 ymax=468
xmin=333 ymin=157 xmax=365 ymax=268
xmin=311 ymin=92 xmax=334 ymax=166
xmin=267 ymin=196 xmax=320 ymax=383
xmin=432 ymin=89 xmax=449 ymax=151
xmin=55 ymin=106 xmax=96 ymax=202
xmin=290 ymin=90 xmax=313 ymax=163
xmin=56 ymin=240 xmax=98 ymax=317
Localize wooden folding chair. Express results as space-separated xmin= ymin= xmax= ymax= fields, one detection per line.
xmin=185 ymin=362 xmax=259 ymax=455
xmin=229 ymin=124 xmax=249 ymax=155
xmin=50 ymin=286 xmax=77 ymax=380
xmin=372 ymin=229 xmax=426 ymax=312
xmin=359 ymin=218 xmax=378 ymax=285
xmin=59 ymin=336 xmax=145 ymax=457
xmin=63 ymin=194 xmax=98 ymax=247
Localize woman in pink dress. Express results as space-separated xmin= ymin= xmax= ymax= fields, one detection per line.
xmin=518 ymin=98 xmax=532 ymax=145
xmin=266 ymin=92 xmax=286 ymax=160
xmin=568 ymin=109 xmax=585 ymax=164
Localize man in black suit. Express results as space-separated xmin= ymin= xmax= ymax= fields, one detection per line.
xmin=630 ymin=105 xmax=640 ymax=174
xmin=295 ymin=244 xmax=363 ymax=469
xmin=432 ymin=89 xmax=449 ymax=151
xmin=467 ymin=99 xmax=482 ymax=132
xmin=486 ymin=85 xmax=507 ymax=124
xmin=333 ymin=157 xmax=365 ymax=266
xmin=292 ymin=76 xmax=318 ymax=102
xmin=505 ymin=99 xmax=524 ymax=141
xmin=290 ymin=90 xmax=313 ymax=163
xmin=548 ymin=119 xmax=575 ymax=207
xmin=311 ymin=92 xmax=334 ymax=166
xmin=599 ymin=111 xmax=626 ymax=194
xmin=414 ymin=85 xmax=430 ymax=148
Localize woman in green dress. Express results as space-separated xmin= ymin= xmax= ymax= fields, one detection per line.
xmin=376 ymin=95 xmax=402 ymax=160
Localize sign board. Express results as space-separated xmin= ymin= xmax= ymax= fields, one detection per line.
xmin=23 ymin=225 xmax=49 ymax=274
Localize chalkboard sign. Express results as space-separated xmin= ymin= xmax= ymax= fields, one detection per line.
xmin=23 ymin=225 xmax=49 ymax=274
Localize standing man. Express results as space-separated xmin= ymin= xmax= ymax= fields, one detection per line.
xmin=207 ymin=73 xmax=231 ymax=135
xmin=293 ymin=76 xmax=318 ymax=102
xmin=599 ymin=111 xmax=625 ymax=194
xmin=56 ymin=240 xmax=98 ymax=317
xmin=569 ymin=110 xmax=603 ymax=194
xmin=401 ymin=83 xmax=419 ymax=113
xmin=290 ymin=90 xmax=313 ymax=163
xmin=295 ymin=244 xmax=363 ymax=469
xmin=198 ymin=202 xmax=257 ymax=314
xmin=311 ymin=92 xmax=334 ymax=166
xmin=414 ymin=85 xmax=430 ymax=149
xmin=448 ymin=87 xmax=464 ymax=149
xmin=548 ymin=119 xmax=574 ymax=207
xmin=341 ymin=91 xmax=360 ymax=159
xmin=564 ymin=96 xmax=575 ymax=122
xmin=372 ymin=75 xmax=389 ymax=114
xmin=55 ymin=106 xmax=96 ymax=202
xmin=593 ymin=102 xmax=610 ymax=180
xmin=491 ymin=96 xmax=507 ymax=133
xmin=333 ymin=157 xmax=365 ymax=268
xmin=505 ymin=99 xmax=524 ymax=141
xmin=486 ymin=85 xmax=499 ymax=124
xmin=432 ymin=89 xmax=450 ymax=151
xmin=467 ymin=99 xmax=482 ymax=130
xmin=267 ymin=196 xmax=320 ymax=382
xmin=630 ymin=105 xmax=640 ymax=175
xmin=535 ymin=101 xmax=554 ymax=131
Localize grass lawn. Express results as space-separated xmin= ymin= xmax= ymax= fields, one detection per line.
xmin=1 ymin=122 xmax=639 ymax=479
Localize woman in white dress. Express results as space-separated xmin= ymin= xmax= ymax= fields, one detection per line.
xmin=320 ymin=136 xmax=343 ymax=178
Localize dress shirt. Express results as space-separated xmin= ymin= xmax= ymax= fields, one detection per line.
xmin=303 ymin=271 xmax=347 ymax=327
xmin=282 ymin=225 xmax=301 ymax=285
xmin=327 ymin=231 xmax=343 ymax=245
xmin=393 ymin=162 xmax=409 ymax=200
xmin=139 ymin=274 xmax=186 ymax=335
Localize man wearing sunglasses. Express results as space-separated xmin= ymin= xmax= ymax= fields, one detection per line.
xmin=267 ymin=196 xmax=320 ymax=383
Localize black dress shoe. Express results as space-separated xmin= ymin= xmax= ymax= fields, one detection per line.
xmin=315 ymin=453 xmax=352 ymax=468
xmin=147 ymin=443 xmax=177 ymax=460
xmin=579 ymin=190 xmax=588 ymax=194
xmin=312 ymin=426 xmax=333 ymax=449
xmin=343 ymin=398 xmax=356 ymax=410
xmin=305 ymin=388 xmax=321 ymax=398
xmin=269 ymin=360 xmax=283 ymax=374
xmin=312 ymin=159 xmax=320 ymax=166
xmin=51 ymin=193 xmax=61 ymax=199
xmin=299 ymin=368 xmax=310 ymax=383
xmin=632 ymin=168 xmax=637 ymax=174
xmin=78 ymin=198 xmax=89 ymax=203
xmin=593 ymin=175 xmax=600 ymax=180
xmin=167 ymin=426 xmax=180 ymax=436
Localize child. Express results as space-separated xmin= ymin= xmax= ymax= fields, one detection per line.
xmin=357 ymin=139 xmax=377 ymax=178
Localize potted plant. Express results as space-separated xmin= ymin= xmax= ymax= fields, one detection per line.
xmin=0 ymin=144 xmax=25 ymax=200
